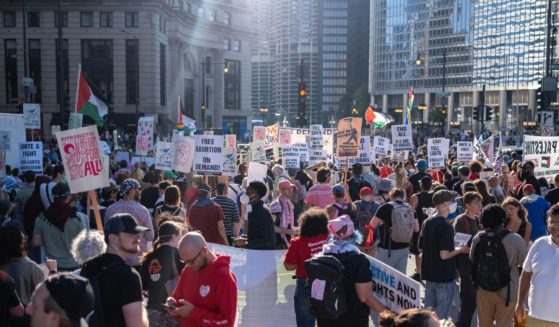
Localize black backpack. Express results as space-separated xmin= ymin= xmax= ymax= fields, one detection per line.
xmin=304 ymin=253 xmax=355 ymax=319
xmin=354 ymin=201 xmax=374 ymax=246
xmin=472 ymin=229 xmax=511 ymax=304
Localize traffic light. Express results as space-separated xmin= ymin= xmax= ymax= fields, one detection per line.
xmin=536 ymin=85 xmax=544 ymax=111
xmin=485 ymin=106 xmax=493 ymax=121
xmin=473 ymin=106 xmax=480 ymax=121
xmin=297 ymin=83 xmax=306 ymax=127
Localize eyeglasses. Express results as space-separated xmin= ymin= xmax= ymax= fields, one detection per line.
xmin=184 ymin=248 xmax=204 ymax=266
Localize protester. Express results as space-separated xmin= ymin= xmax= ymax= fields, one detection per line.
xmin=70 ymin=230 xmax=107 ymax=272
xmin=225 ymin=177 xmax=241 ymax=204
xmin=515 ymin=161 xmax=540 ymax=199
xmin=0 ymin=270 xmax=25 ymax=326
xmin=81 ymin=214 xmax=149 ymax=327
xmin=516 ymin=204 xmax=559 ymax=326
xmin=499 ymin=164 xmax=516 ymax=196
xmin=13 ymin=170 xmax=35 ymax=222
xmin=234 ymin=163 xmax=247 ymax=185
xmin=99 ymin=185 xmax=117 ymax=208
xmin=370 ymin=188 xmax=418 ymax=274
xmin=270 ymin=180 xmax=297 ymax=249
xmin=166 ymin=231 xmax=237 ymax=327
xmin=544 ymin=173 xmax=559 ymax=206
xmin=375 ymin=178 xmax=393 ymax=204
xmin=470 ymin=204 xmax=527 ymax=327
xmin=419 ymin=189 xmax=466 ymax=320
xmin=154 ymin=185 xmax=187 ymax=224
xmin=353 ymin=186 xmax=380 ymax=250
xmin=283 ymin=208 xmax=329 ymax=327
xmin=25 ymin=273 xmax=94 ymax=327
xmin=488 ymin=175 xmax=506 ymax=203
xmin=326 ymin=184 xmax=356 ymax=220
xmin=347 ymin=163 xmax=373 ymax=202
xmin=130 ymin=162 xmax=145 ymax=184
xmin=140 ymin=171 xmax=161 ymax=212
xmin=453 ymin=166 xmax=470 ymax=195
xmin=272 ymin=164 xmax=291 ymax=198
xmin=246 ymin=181 xmax=276 ymax=250
xmin=40 ymin=165 xmax=65 ymax=210
xmin=520 ymin=184 xmax=550 ymax=241
xmin=379 ymin=308 xmax=448 ymax=327
xmin=305 ymin=168 xmax=334 ymax=209
xmin=453 ymin=191 xmax=482 ymax=327
xmin=104 ymin=178 xmax=154 ymax=267
xmin=312 ymin=215 xmax=385 ymax=326
xmin=113 ymin=160 xmax=131 ymax=181
xmin=408 ymin=159 xmax=430 ymax=194
xmin=212 ymin=183 xmax=241 ymax=245
xmin=468 ymin=160 xmax=482 ymax=181
xmin=141 ymin=221 xmax=185 ymax=327
xmin=474 ymin=179 xmax=496 ymax=206
xmin=503 ymin=197 xmax=532 ymax=245
xmin=187 ymin=183 xmax=228 ymax=245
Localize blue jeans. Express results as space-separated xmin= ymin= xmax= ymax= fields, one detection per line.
xmin=294 ymin=278 xmax=315 ymax=327
xmin=424 ymin=281 xmax=457 ymax=320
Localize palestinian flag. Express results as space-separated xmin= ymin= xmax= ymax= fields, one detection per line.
xmin=75 ymin=66 xmax=108 ymax=127
xmin=405 ymin=86 xmax=414 ymax=125
xmin=177 ymin=96 xmax=196 ymax=136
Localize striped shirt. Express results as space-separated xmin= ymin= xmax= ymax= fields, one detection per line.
xmin=212 ymin=196 xmax=240 ymax=239
xmin=188 ymin=201 xmax=226 ymax=245
xmin=305 ymin=183 xmax=334 ymax=209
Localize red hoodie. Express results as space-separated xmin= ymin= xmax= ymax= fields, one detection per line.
xmin=173 ymin=255 xmax=237 ymax=327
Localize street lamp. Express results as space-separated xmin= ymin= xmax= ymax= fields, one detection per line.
xmin=415 ymin=53 xmax=422 ymax=66
xmin=121 ymin=29 xmax=140 ymax=123
xmin=259 ymin=107 xmax=268 ymax=125
xmin=201 ymin=61 xmax=230 ymax=129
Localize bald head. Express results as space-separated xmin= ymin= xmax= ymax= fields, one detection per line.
xmin=178 ymin=232 xmax=215 ymax=271
xmin=179 ymin=231 xmax=207 ymax=251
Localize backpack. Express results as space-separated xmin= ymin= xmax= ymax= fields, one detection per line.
xmin=86 ymin=260 xmax=125 ymax=327
xmin=472 ymin=229 xmax=511 ymax=304
xmin=355 ymin=201 xmax=375 ymax=245
xmin=388 ymin=201 xmax=415 ymax=243
xmin=304 ymin=253 xmax=355 ymax=319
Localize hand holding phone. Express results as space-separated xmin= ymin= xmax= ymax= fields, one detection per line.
xmin=162 ymin=303 xmax=176 ymax=310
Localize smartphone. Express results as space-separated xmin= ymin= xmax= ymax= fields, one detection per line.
xmin=161 ymin=303 xmax=176 ymax=310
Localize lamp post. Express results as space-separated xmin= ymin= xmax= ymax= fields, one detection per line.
xmin=441 ymin=51 xmax=447 ymax=136
xmin=200 ymin=61 xmax=229 ymax=130
xmin=121 ymin=29 xmax=139 ymax=123
xmin=259 ymin=107 xmax=268 ymax=125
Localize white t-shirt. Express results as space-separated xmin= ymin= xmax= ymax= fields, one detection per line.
xmin=523 ymin=236 xmax=559 ymax=323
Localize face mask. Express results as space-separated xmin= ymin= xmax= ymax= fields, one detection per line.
xmin=364 ymin=196 xmax=373 ymax=202
xmin=240 ymin=194 xmax=249 ymax=205
xmin=408 ymin=169 xmax=416 ymax=174
xmin=449 ymin=202 xmax=458 ymax=214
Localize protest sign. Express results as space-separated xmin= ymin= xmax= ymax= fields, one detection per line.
xmin=427 ymin=138 xmax=450 ymax=169
xmin=131 ymin=156 xmax=155 ymax=167
xmin=51 ymin=125 xmax=61 ymax=136
xmin=367 ymin=255 xmax=422 ymax=313
xmin=310 ymin=125 xmax=324 ymax=149
xmin=223 ymin=134 xmax=237 ymax=176
xmin=279 ymin=128 xmax=292 ymax=146
xmin=203 ymin=130 xmax=214 ymax=135
xmin=116 ymin=151 xmax=129 ymax=163
xmin=56 ymin=125 xmax=108 ymax=194
xmin=349 ymin=136 xmax=375 ymax=166
xmin=18 ymin=142 xmax=43 ymax=173
xmin=0 ymin=113 xmax=28 ymax=168
xmin=112 ymin=130 xmax=118 ymax=150
xmin=23 ymin=103 xmax=41 ymax=129
xmin=323 ymin=128 xmax=336 ymax=163
xmin=248 ymin=161 xmax=268 ymax=183
xmin=135 ymin=135 xmax=149 ymax=156
xmin=137 ymin=116 xmax=155 ymax=147
xmin=253 ymin=126 xmax=266 ymax=142
xmin=391 ymin=150 xmax=409 ymax=162
xmin=172 ymin=134 xmax=195 ymax=173
xmin=282 ymin=146 xmax=301 ymax=169
xmin=155 ymin=141 xmax=174 ymax=170
xmin=374 ymin=136 xmax=390 ymax=157
xmin=68 ymin=113 xmax=83 ymax=130
xmin=391 ymin=125 xmax=413 ymax=151
xmin=457 ymin=142 xmax=474 ymax=163
xmin=99 ymin=141 xmax=111 ymax=156
xmin=293 ymin=143 xmax=309 ymax=162
xmin=309 ymin=149 xmax=327 ymax=165
xmin=251 ymin=140 xmax=267 ymax=162
xmin=454 ymin=232 xmax=472 ymax=248
xmin=336 ymin=117 xmax=362 ymax=158
xmin=0 ymin=145 xmax=4 ymax=178
xmin=194 ymin=135 xmax=224 ymax=175
xmin=290 ymin=128 xmax=310 ymax=145
xmin=265 ymin=124 xmax=279 ymax=148
xmin=523 ymin=135 xmax=559 ymax=178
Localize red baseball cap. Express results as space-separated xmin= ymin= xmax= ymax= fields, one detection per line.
xmin=360 ymin=187 xmax=373 ymax=196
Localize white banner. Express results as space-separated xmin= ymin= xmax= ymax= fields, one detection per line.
xmin=0 ymin=113 xmax=26 ymax=169
xmin=322 ymin=128 xmax=336 ymax=163
xmin=391 ymin=125 xmax=413 ymax=151
xmin=172 ymin=135 xmax=195 ymax=173
xmin=194 ymin=135 xmax=224 ymax=175
xmin=155 ymin=141 xmax=174 ymax=171
xmin=427 ymin=138 xmax=450 ymax=169
xmin=223 ymin=134 xmax=238 ymax=176
xmin=282 ymin=146 xmax=300 ymax=169
xmin=68 ymin=112 xmax=83 ymax=130
xmin=289 ymin=128 xmax=310 ymax=145
xmin=56 ymin=125 xmax=108 ymax=193
xmin=456 ymin=141 xmax=473 ymax=163
xmin=374 ymin=136 xmax=390 ymax=157
xmin=18 ymin=142 xmax=43 ymax=173
xmin=23 ymin=103 xmax=41 ymax=129
xmin=523 ymin=135 xmax=559 ymax=178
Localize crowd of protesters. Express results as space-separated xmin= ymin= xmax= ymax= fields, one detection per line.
xmin=0 ymin=142 xmax=558 ymax=327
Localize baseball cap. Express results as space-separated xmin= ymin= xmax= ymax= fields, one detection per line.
xmin=352 ymin=162 xmax=363 ymax=170
xmin=52 ymin=183 xmax=71 ymax=198
xmin=332 ymin=184 xmax=345 ymax=196
xmin=359 ymin=187 xmax=373 ymax=197
xmin=104 ymin=214 xmax=149 ymax=235
xmin=164 ymin=170 xmax=177 ymax=180
xmin=44 ymin=273 xmax=94 ymax=327
xmin=523 ymin=184 xmax=535 ymax=193
xmin=327 ymin=215 xmax=355 ymax=239
xmin=378 ymin=178 xmax=393 ymax=194
xmin=279 ymin=180 xmax=294 ymax=190
xmin=118 ymin=178 xmax=141 ymax=198
xmin=416 ymin=159 xmax=428 ymax=171
xmin=432 ymin=190 xmax=458 ymax=206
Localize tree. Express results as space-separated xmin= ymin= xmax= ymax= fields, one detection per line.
xmin=352 ymin=85 xmax=371 ymax=113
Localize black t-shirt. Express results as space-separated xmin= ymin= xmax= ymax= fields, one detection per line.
xmin=317 ymin=252 xmax=372 ymax=327
xmin=374 ymin=201 xmax=411 ymax=250
xmin=347 ymin=176 xmax=372 ymax=202
xmin=141 ymin=186 xmax=160 ymax=209
xmin=418 ymin=216 xmax=457 ymax=283
xmin=408 ymin=171 xmax=430 ymax=194
xmin=545 ymin=187 xmax=559 ymax=206
xmin=140 ymin=245 xmax=184 ymax=310
xmin=453 ymin=180 xmax=465 ymax=195
xmin=81 ymin=253 xmax=143 ymax=327
xmin=0 ymin=271 xmax=21 ymax=327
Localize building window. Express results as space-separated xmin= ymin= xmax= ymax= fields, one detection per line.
xmin=184 ymin=79 xmax=194 ymax=117
xmin=80 ymin=12 xmax=93 ymax=27
xmin=126 ymin=39 xmax=139 ymax=105
xmin=81 ymin=39 xmax=113 ymax=103
xmin=232 ymin=40 xmax=240 ymax=51
xmin=224 ymin=59 xmax=240 ymax=109
xmin=208 ymin=9 xmax=216 ymax=22
xmin=4 ymin=12 xmax=16 ymax=27
xmin=100 ymin=12 xmax=112 ymax=27
xmin=28 ymin=39 xmax=42 ymax=103
xmin=55 ymin=39 xmax=69 ymax=104
xmin=160 ymin=43 xmax=166 ymax=105
xmin=223 ymin=11 xmax=231 ymax=25
xmin=205 ymin=56 xmax=212 ymax=74
xmin=125 ymin=12 xmax=138 ymax=27
xmin=223 ymin=38 xmax=231 ymax=50
xmin=54 ymin=11 xmax=68 ymax=27
xmin=4 ymin=40 xmax=17 ymax=104
xmin=28 ymin=12 xmax=40 ymax=27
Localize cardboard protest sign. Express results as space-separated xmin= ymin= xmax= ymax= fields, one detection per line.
xmin=336 ymin=117 xmax=362 ymax=158
xmin=223 ymin=134 xmax=237 ymax=176
xmin=155 ymin=141 xmax=174 ymax=170
xmin=251 ymin=140 xmax=267 ymax=162
xmin=457 ymin=142 xmax=474 ymax=163
xmin=391 ymin=125 xmax=413 ymax=151
xmin=253 ymin=126 xmax=266 ymax=142
xmin=19 ymin=142 xmax=43 ymax=173
xmin=137 ymin=116 xmax=155 ymax=147
xmin=391 ymin=150 xmax=409 ymax=162
xmin=131 ymin=156 xmax=155 ymax=167
xmin=367 ymin=255 xmax=422 ymax=313
xmin=116 ymin=151 xmax=129 ymax=163
xmin=265 ymin=124 xmax=279 ymax=148
xmin=194 ymin=135 xmax=224 ymax=175
xmin=56 ymin=125 xmax=108 ymax=193
xmin=0 ymin=114 xmax=29 ymax=168
xmin=427 ymin=138 xmax=450 ymax=169
xmin=68 ymin=113 xmax=83 ymax=130
xmin=374 ymin=136 xmax=390 ymax=157
xmin=523 ymin=135 xmax=559 ymax=178
xmin=323 ymin=128 xmax=336 ymax=163
xmin=279 ymin=128 xmax=292 ymax=146
xmin=135 ymin=135 xmax=150 ymax=156
xmin=172 ymin=135 xmax=195 ymax=173
xmin=282 ymin=146 xmax=300 ymax=169
xmin=247 ymin=162 xmax=268 ymax=183
xmin=349 ymin=136 xmax=375 ymax=166
xmin=310 ymin=125 xmax=324 ymax=149
xmin=23 ymin=103 xmax=41 ymax=129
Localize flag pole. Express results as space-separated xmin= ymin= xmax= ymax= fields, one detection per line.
xmin=74 ymin=64 xmax=81 ymax=113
